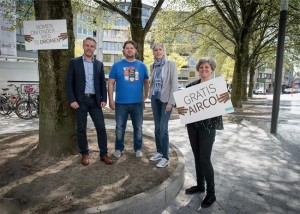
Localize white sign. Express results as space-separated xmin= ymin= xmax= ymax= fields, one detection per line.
xmin=173 ymin=76 xmax=234 ymax=125
xmin=0 ymin=0 xmax=17 ymax=56
xmin=23 ymin=19 xmax=68 ymax=50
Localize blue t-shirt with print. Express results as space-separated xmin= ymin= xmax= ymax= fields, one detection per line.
xmin=109 ymin=59 xmax=149 ymax=104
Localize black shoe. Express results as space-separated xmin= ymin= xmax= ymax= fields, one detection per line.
xmin=201 ymin=194 xmax=216 ymax=208
xmin=185 ymin=186 xmax=205 ymax=195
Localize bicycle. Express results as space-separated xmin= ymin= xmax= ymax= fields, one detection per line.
xmin=0 ymin=84 xmax=27 ymax=116
xmin=15 ymin=88 xmax=39 ymax=120
xmin=0 ymin=92 xmax=10 ymax=115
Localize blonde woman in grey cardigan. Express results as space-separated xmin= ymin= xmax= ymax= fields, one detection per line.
xmin=149 ymin=43 xmax=178 ymax=168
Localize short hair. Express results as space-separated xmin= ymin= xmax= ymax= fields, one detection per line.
xmin=83 ymin=37 xmax=97 ymax=45
xmin=196 ymin=58 xmax=216 ymax=71
xmin=123 ymin=40 xmax=138 ymax=50
xmin=122 ymin=40 xmax=138 ymax=57
xmin=152 ymin=43 xmax=167 ymax=56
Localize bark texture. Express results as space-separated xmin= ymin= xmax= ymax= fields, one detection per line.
xmin=212 ymin=0 xmax=258 ymax=107
xmin=34 ymin=0 xmax=77 ymax=155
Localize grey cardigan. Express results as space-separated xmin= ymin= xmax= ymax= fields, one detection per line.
xmin=149 ymin=60 xmax=178 ymax=105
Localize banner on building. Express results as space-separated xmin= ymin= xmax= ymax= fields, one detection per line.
xmin=173 ymin=76 xmax=234 ymax=125
xmin=23 ymin=19 xmax=68 ymax=50
xmin=0 ymin=0 xmax=17 ymax=56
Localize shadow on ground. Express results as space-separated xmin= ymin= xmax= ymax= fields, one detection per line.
xmin=0 ymin=129 xmax=177 ymax=213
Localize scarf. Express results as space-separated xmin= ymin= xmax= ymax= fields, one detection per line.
xmin=152 ymin=57 xmax=166 ymax=99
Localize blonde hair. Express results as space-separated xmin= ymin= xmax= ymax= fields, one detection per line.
xmin=152 ymin=43 xmax=167 ymax=57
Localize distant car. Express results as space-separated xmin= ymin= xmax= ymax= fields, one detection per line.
xmin=253 ymin=87 xmax=266 ymax=94
xmin=284 ymin=88 xmax=299 ymax=94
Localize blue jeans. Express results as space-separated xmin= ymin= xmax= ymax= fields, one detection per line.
xmin=115 ymin=102 xmax=143 ymax=152
xmin=76 ymin=96 xmax=107 ymax=157
xmin=151 ymin=98 xmax=173 ymax=160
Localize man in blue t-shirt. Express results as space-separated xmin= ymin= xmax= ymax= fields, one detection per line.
xmin=108 ymin=40 xmax=149 ymax=159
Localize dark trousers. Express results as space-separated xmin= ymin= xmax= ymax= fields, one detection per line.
xmin=187 ymin=124 xmax=216 ymax=195
xmin=76 ymin=96 xmax=107 ymax=157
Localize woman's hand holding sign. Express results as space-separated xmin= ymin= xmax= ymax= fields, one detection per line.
xmin=217 ymin=92 xmax=230 ymax=103
xmin=24 ymin=35 xmax=34 ymax=42
xmin=176 ymin=92 xmax=230 ymax=116
xmin=58 ymin=32 xmax=67 ymax=41
xmin=176 ymin=106 xmax=188 ymax=115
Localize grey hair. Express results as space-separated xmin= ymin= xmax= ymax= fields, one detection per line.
xmin=196 ymin=58 xmax=216 ymax=71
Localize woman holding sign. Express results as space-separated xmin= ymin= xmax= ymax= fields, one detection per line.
xmin=149 ymin=43 xmax=178 ymax=168
xmin=177 ymin=58 xmax=229 ymax=208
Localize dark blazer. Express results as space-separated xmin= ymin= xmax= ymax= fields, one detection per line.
xmin=67 ymin=56 xmax=107 ymax=105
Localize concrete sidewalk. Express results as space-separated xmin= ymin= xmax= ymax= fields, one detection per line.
xmin=0 ymin=112 xmax=299 ymax=213
xmin=155 ymin=118 xmax=299 ymax=214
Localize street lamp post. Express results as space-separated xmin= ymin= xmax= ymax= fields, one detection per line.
xmin=271 ymin=0 xmax=289 ymax=134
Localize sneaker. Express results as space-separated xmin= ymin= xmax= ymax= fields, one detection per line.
xmin=150 ymin=152 xmax=163 ymax=161
xmin=201 ymin=194 xmax=216 ymax=208
xmin=135 ymin=150 xmax=143 ymax=158
xmin=156 ymin=158 xmax=169 ymax=168
xmin=113 ymin=150 xmax=122 ymax=158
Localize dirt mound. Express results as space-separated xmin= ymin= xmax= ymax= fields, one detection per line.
xmin=0 ymin=129 xmax=177 ymax=213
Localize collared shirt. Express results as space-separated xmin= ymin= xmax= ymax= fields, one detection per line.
xmin=82 ymin=55 xmax=95 ymax=94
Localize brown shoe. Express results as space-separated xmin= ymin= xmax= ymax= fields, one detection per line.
xmin=81 ymin=154 xmax=89 ymax=166
xmin=100 ymin=155 xmax=113 ymax=165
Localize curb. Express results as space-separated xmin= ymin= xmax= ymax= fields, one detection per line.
xmin=67 ymin=144 xmax=185 ymax=214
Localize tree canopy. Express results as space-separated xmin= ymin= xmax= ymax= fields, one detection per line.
xmin=93 ymin=0 xmax=165 ymax=61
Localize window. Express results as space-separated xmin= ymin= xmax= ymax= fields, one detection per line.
xmin=119 ymin=43 xmax=123 ymax=50
xmin=265 ymin=74 xmax=271 ymax=79
xmin=142 ymin=8 xmax=149 ymax=16
xmin=114 ymin=42 xmax=119 ymax=50
xmin=142 ymin=18 xmax=147 ymax=28
xmin=103 ymin=42 xmax=123 ymax=51
xmin=103 ymin=54 xmax=111 ymax=62
xmin=76 ymin=14 xmax=93 ymax=36
xmin=77 ymin=27 xmax=83 ymax=34
xmin=189 ymin=59 xmax=196 ymax=66
xmin=115 ymin=17 xmax=129 ymax=26
xmin=114 ymin=54 xmax=123 ymax=62
xmin=118 ymin=5 xmax=125 ymax=11
xmin=189 ymin=71 xmax=196 ymax=78
xmin=103 ymin=29 xmax=119 ymax=38
xmin=16 ymin=42 xmax=25 ymax=51
xmin=104 ymin=66 xmax=111 ymax=75
xmin=107 ymin=42 xmax=113 ymax=50
xmin=77 ymin=27 xmax=93 ymax=36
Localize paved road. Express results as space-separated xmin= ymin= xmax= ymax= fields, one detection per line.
xmin=0 ymin=94 xmax=299 ymax=213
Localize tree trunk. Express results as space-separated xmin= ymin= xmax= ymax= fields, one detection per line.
xmin=241 ymin=58 xmax=250 ymax=101
xmin=231 ymin=33 xmax=250 ymax=108
xmin=130 ymin=0 xmax=145 ymax=61
xmin=130 ymin=25 xmax=146 ymax=61
xmin=34 ymin=0 xmax=77 ymax=156
xmin=248 ymin=60 xmax=256 ymax=98
xmin=231 ymin=50 xmax=243 ymax=108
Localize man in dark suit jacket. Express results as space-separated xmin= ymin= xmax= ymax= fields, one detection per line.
xmin=67 ymin=37 xmax=112 ymax=165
